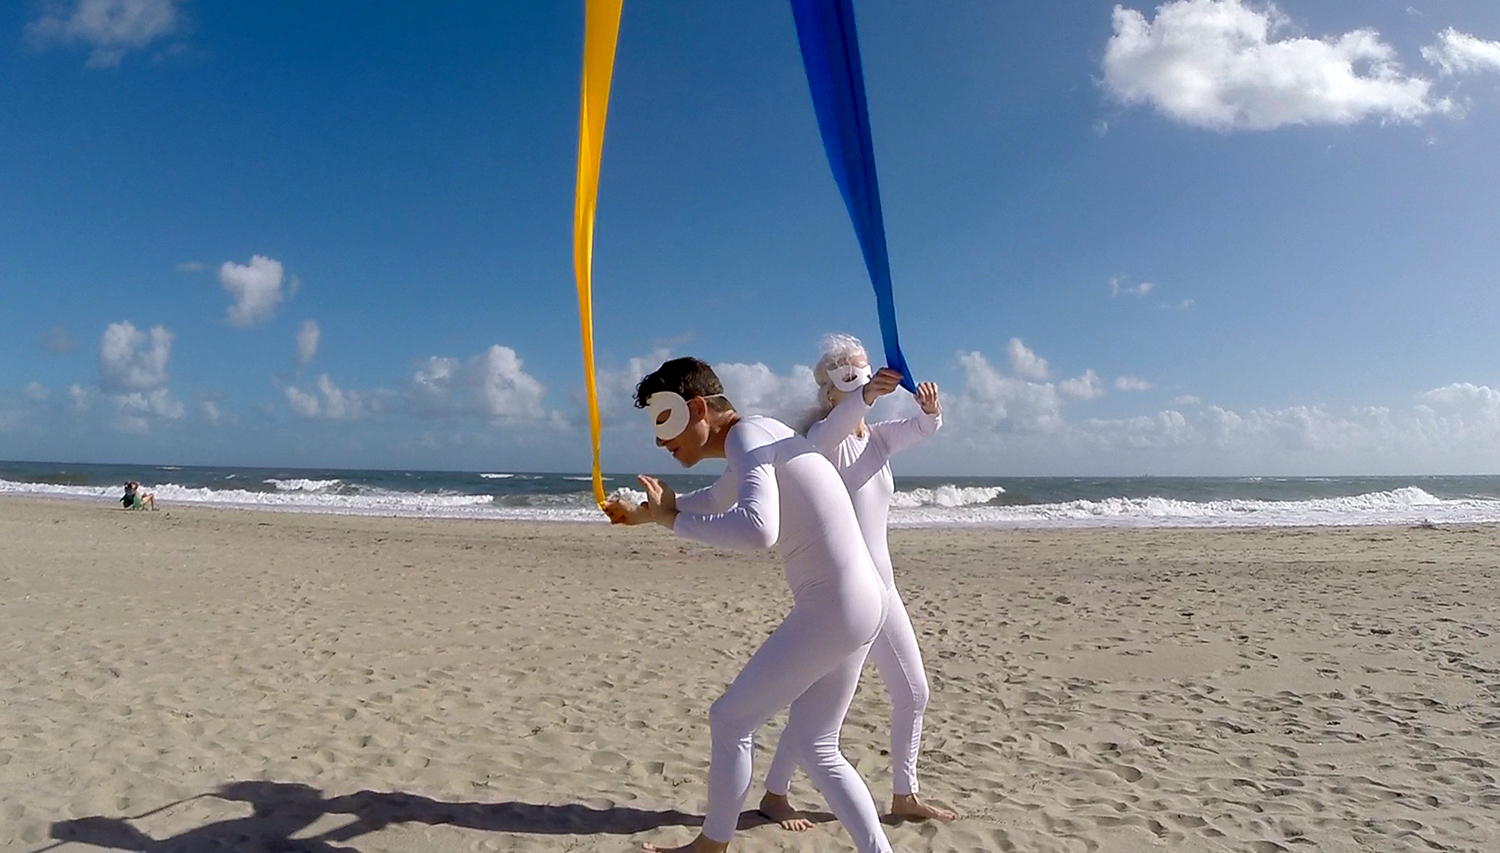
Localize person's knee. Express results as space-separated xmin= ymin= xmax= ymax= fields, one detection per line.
xmin=792 ymin=728 xmax=844 ymax=771
xmin=910 ymin=673 xmax=930 ymax=713
xmin=708 ymin=694 xmax=756 ymax=740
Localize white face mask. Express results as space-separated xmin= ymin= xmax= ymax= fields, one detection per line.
xmin=646 ymin=392 xmax=724 ymax=441
xmin=828 ymin=357 xmax=873 ymax=393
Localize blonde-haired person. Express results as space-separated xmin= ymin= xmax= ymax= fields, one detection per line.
xmin=759 ymin=333 xmax=959 ymax=828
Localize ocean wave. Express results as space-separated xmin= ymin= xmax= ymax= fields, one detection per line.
xmin=887 ymin=486 xmax=1493 ymax=528
xmin=479 ymin=473 xmax=514 ymax=479
xmin=5 ymin=478 xmax=1500 ymax=529
xmin=265 ymin=478 xmax=341 ymax=492
xmin=890 ymin=485 xmax=1004 ymax=508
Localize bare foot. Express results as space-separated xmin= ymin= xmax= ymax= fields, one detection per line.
xmin=890 ymin=793 xmax=959 ymax=822
xmin=641 ymin=833 xmax=728 ymax=852
xmin=757 ymin=791 xmax=814 ymax=832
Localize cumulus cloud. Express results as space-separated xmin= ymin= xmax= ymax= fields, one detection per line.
xmin=285 ymin=374 xmax=371 ymax=421
xmin=39 ymin=325 xmax=76 ymax=354
xmin=296 ymin=320 xmax=320 ymax=367
xmin=410 ymin=345 xmax=550 ymax=424
xmin=951 ymin=350 xmax=1067 ymax=434
xmin=715 ymin=361 xmax=819 ymax=425
xmin=1109 ymin=276 xmax=1155 ymax=297
xmin=1103 ymin=0 xmax=1447 ymax=131
xmin=939 ymin=358 xmax=1500 ymax=473
xmin=1060 ymin=369 xmax=1107 ymax=401
xmin=201 ymin=400 xmax=232 ymax=425
xmin=219 ymin=255 xmax=287 ymax=327
xmin=23 ymin=382 xmax=49 ymax=401
xmin=99 ymin=321 xmax=172 ymax=392
xmin=1116 ymin=375 xmax=1154 ymax=391
xmin=1007 ymin=338 xmax=1051 ymax=381
xmin=111 ymin=387 xmax=184 ymax=433
xmin=26 ymin=0 xmax=181 ymax=68
xmin=589 ymin=349 xmax=673 ymax=426
xmin=1174 ymin=394 xmax=1202 ymax=406
xmin=1423 ymin=28 xmax=1500 ymax=76
xmin=69 ymin=384 xmax=90 ymax=412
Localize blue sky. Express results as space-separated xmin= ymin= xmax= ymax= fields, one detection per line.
xmin=3 ymin=0 xmax=1499 ymax=476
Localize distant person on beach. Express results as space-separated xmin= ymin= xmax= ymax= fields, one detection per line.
xmin=122 ymin=481 xmax=156 ymax=510
xmin=758 ymin=334 xmax=957 ymax=829
xmin=604 ymin=356 xmax=895 ymax=853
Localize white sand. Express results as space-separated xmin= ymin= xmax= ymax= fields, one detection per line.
xmin=2 ymin=498 xmax=1498 ymax=852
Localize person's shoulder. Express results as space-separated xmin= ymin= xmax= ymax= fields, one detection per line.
xmin=726 ymin=416 xmax=792 ymax=454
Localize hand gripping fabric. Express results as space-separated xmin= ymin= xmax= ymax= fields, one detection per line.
xmin=573 ymin=0 xmax=624 ymax=508
xmin=790 ymin=0 xmax=916 ymax=392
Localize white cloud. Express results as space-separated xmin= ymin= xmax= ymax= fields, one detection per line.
xmin=1115 ymin=375 xmax=1154 ymax=391
xmin=115 ymin=387 xmax=184 ymax=418
xmin=23 ymin=382 xmax=49 ymax=401
xmin=1423 ymin=28 xmax=1500 ymax=76
xmin=296 ymin=320 xmax=320 ymax=367
xmin=410 ymin=345 xmax=550 ymax=424
xmin=1109 ymin=276 xmax=1155 ymax=297
xmin=111 ymin=387 xmax=184 ymax=433
xmin=938 ymin=363 xmax=1500 ymax=473
xmin=201 ymin=400 xmax=232 ymax=425
xmin=715 ymin=361 xmax=819 ymax=426
xmin=411 ymin=356 xmax=461 ymax=411
xmin=26 ymin=0 xmax=181 ymax=69
xmin=590 ymin=349 xmax=673 ymax=425
xmin=1060 ymin=369 xmax=1106 ymax=400
xmin=285 ymin=374 xmax=370 ymax=421
xmin=951 ymin=350 xmax=1066 ymax=434
xmin=1007 ymin=338 xmax=1051 ymax=381
xmin=39 ymin=325 xmax=76 ymax=354
xmin=473 ymin=345 xmax=548 ymax=422
xmin=1103 ymin=0 xmax=1446 ymax=131
xmin=99 ymin=321 xmax=172 ymax=392
xmin=219 ymin=255 xmax=287 ymax=327
xmin=1174 ymin=394 xmax=1202 ymax=406
xmin=69 ymin=384 xmax=90 ymax=411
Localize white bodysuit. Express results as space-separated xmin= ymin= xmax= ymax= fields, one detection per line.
xmin=672 ymin=415 xmax=892 ymax=853
xmin=765 ymin=393 xmax=941 ymax=797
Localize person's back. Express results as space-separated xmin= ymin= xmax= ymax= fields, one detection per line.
xmin=705 ymin=415 xmax=880 ymax=599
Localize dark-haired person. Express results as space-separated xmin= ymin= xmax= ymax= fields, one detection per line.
xmin=605 ymin=356 xmax=895 ymax=853
xmin=759 ymin=334 xmax=957 ymax=829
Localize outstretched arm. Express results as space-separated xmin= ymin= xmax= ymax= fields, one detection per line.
xmin=806 ymin=391 xmax=870 ymax=454
xmin=870 ymin=381 xmax=943 ymax=457
xmin=807 ymin=367 xmax=903 ymax=452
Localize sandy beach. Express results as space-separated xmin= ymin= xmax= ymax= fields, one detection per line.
xmin=3 ymin=497 xmax=1498 ymax=852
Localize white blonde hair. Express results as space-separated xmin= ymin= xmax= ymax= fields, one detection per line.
xmin=811 ymin=332 xmax=868 ymax=417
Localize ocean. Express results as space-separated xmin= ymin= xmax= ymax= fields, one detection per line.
xmin=4 ymin=460 xmax=1500 ymax=529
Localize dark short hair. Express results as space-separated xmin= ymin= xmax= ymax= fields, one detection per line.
xmin=633 ymin=357 xmax=734 ymax=412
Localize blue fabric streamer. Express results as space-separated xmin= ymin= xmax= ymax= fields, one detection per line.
xmin=790 ymin=0 xmax=914 ymax=391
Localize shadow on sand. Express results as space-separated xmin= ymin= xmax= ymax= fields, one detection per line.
xmin=45 ymin=780 xmax=835 ymax=852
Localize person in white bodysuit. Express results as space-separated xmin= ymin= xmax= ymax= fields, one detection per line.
xmin=603 ymin=356 xmax=895 ymax=853
xmin=758 ymin=334 xmax=960 ymax=829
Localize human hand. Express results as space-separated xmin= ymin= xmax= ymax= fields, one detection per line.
xmin=637 ymin=475 xmax=679 ymax=528
xmin=915 ymin=381 xmax=941 ymax=415
xmin=603 ymin=498 xmax=651 ymax=525
xmin=862 ymin=368 xmax=904 ymax=405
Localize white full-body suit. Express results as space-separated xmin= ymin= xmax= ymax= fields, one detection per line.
xmin=671 ymin=415 xmax=893 ymax=852
xmin=764 ymin=392 xmax=941 ymax=798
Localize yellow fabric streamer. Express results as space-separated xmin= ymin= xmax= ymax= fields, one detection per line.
xmin=573 ymin=0 xmax=623 ymax=509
